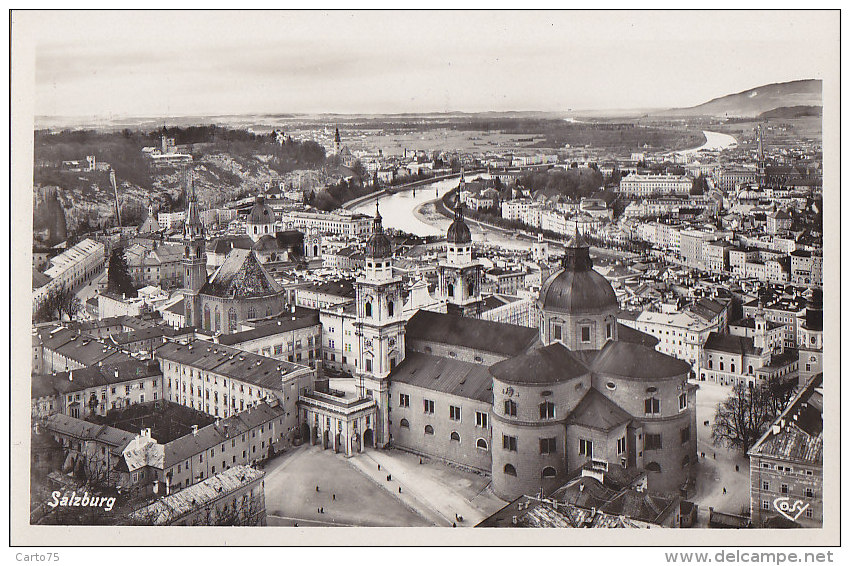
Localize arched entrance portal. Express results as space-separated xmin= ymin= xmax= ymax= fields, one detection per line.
xmin=363 ymin=428 xmax=374 ymax=449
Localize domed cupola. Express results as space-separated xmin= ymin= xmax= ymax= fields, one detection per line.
xmin=446 ymin=202 xmax=472 ymax=245
xmin=365 ymin=203 xmax=393 ymax=259
xmin=247 ymin=194 xmax=276 ymax=241
xmin=537 ymin=229 xmax=619 ymax=350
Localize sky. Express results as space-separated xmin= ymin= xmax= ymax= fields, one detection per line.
xmin=21 ymin=10 xmax=838 ymax=118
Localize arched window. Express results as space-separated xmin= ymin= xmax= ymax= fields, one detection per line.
xmin=748 ymin=365 xmax=753 ymax=375
xmin=542 ymin=466 xmax=557 ymax=479
xmin=253 ymin=226 xmax=258 ymax=234
xmin=708 ymin=359 xmax=713 ymax=369
xmin=214 ymin=307 xmax=221 ymax=331
xmin=400 ymin=419 xmax=410 ymax=429
xmin=504 ymin=464 xmax=517 ymax=477
xmin=247 ymin=306 xmax=256 ymax=320
xmin=203 ymin=305 xmax=211 ymax=330
xmin=467 ymin=281 xmax=475 ymax=296
xmin=313 ymin=245 xmax=318 ymax=256
xmin=476 ymin=438 xmax=488 ymax=451
xmin=720 ymin=361 xmax=724 ymax=371
xmin=504 ymin=399 xmax=517 ymax=417
xmin=447 ymin=283 xmax=454 ymax=298
xmin=731 ymin=363 xmax=736 ymax=374
xmin=424 ymin=425 xmax=434 ymax=435
xmin=450 ymin=431 xmax=460 ymax=442
xmin=388 ymin=301 xmax=394 ymax=317
xmin=645 ymin=462 xmax=662 ymax=473
xmin=228 ymin=308 xmax=238 ymax=333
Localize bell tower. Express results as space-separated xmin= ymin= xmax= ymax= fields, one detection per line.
xmin=354 ymin=203 xmax=406 ymax=447
xmin=438 ymin=202 xmax=483 ymax=317
xmin=182 ymin=169 xmax=206 ymax=328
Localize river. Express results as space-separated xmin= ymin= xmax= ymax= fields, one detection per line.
xmin=675 ymin=130 xmax=738 ymax=156
xmin=350 ymin=175 xmax=533 ymax=251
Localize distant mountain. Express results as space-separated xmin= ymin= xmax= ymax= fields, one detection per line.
xmin=758 ymin=105 xmax=822 ymax=119
xmin=656 ymin=79 xmax=822 ymax=118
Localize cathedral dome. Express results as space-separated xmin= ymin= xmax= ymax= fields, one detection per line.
xmin=248 ymin=195 xmax=274 ymax=225
xmin=538 ymin=231 xmax=617 ymax=314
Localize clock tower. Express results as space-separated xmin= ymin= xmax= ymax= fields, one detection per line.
xmin=438 ymin=202 xmax=483 ymax=317
xmin=354 ymin=203 xmax=406 ymax=447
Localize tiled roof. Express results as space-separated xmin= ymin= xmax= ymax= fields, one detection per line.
xmin=592 ymin=340 xmax=691 ymax=380
xmin=566 ymin=388 xmax=632 ymax=431
xmin=749 ymin=374 xmax=823 ymax=466
xmin=703 ymin=332 xmax=760 ymax=356
xmin=131 ymin=465 xmax=264 ymax=525
xmin=389 ymin=352 xmax=493 ymax=403
xmin=217 ymin=311 xmax=320 ymax=346
xmin=406 ymin=310 xmax=539 ymax=359
xmin=201 ymin=249 xmax=282 ymax=299
xmin=155 ymin=341 xmax=309 ymax=390
xmin=489 ymin=343 xmax=589 ymax=386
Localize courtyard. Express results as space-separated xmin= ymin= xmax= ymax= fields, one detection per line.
xmin=689 ymin=379 xmax=752 ymax=526
xmin=262 ymin=442 xmax=507 ymax=527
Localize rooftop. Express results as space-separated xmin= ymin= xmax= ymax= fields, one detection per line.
xmin=406 ymin=310 xmax=540 ymax=359
xmin=390 ymin=352 xmax=493 ymax=403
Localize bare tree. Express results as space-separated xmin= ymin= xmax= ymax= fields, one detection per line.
xmin=712 ymin=382 xmax=776 ymax=454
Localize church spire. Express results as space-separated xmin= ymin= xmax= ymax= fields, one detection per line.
xmin=184 ymin=167 xmax=204 ymax=241
xmin=563 ymin=225 xmax=592 ymax=271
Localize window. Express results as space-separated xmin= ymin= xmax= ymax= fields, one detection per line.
xmin=763 ymin=481 xmax=770 ymax=491
xmin=617 ymin=436 xmax=626 ymax=455
xmin=606 ymin=323 xmax=613 ymax=339
xmin=504 ymin=464 xmax=517 ymax=477
xmin=679 ymin=392 xmax=688 ymax=411
xmin=475 ymin=411 xmax=488 ymax=428
xmin=447 ymin=283 xmax=454 ymax=297
xmin=644 ymin=397 xmax=661 ymax=415
xmin=365 ymin=359 xmax=372 ymax=372
xmin=449 ymin=406 xmax=461 ymax=421
xmin=504 ymin=399 xmax=517 ymax=417
xmin=399 ymin=393 xmax=409 ymax=408
xmin=781 ymin=484 xmax=788 ymax=494
xmin=553 ymin=324 xmax=562 ymax=341
xmin=680 ymin=426 xmax=690 ymax=444
xmin=450 ymin=431 xmax=460 ymax=442
xmin=539 ymin=437 xmax=557 ymax=455
xmin=805 ymin=508 xmax=813 ymax=519
xmin=645 ymin=433 xmax=662 ymax=450
xmin=388 ymin=301 xmax=394 ymax=317
xmin=579 ymin=439 xmax=593 ymax=457
xmin=805 ymin=488 xmax=814 ymax=498
xmin=539 ymin=401 xmax=555 ymax=420
xmin=503 ymin=435 xmax=517 ymax=452
xmin=423 ymin=399 xmax=434 ymax=414
xmin=542 ymin=466 xmax=557 ymax=479
xmin=476 ymin=438 xmax=488 ymax=451
xmin=424 ymin=425 xmax=434 ymax=435
xmin=365 ymin=302 xmax=372 ymax=317
xmin=400 ymin=419 xmax=410 ymax=429
xmin=581 ymin=326 xmax=591 ymax=342
xmin=763 ymin=500 xmax=770 ymax=510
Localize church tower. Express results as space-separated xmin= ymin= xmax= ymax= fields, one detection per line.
xmin=182 ymin=169 xmax=207 ymax=328
xmin=354 ymin=203 xmax=406 ymax=447
xmin=438 ymin=202 xmax=483 ymax=317
xmin=333 ymin=127 xmax=341 ymax=156
xmin=757 ymin=124 xmax=767 ymax=187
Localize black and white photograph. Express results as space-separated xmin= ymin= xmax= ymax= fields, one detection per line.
xmin=9 ymin=8 xmax=841 ymax=551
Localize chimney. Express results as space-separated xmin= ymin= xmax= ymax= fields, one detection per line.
xmin=114 ymin=369 xmax=120 ymax=379
xmin=68 ymin=371 xmax=73 ymax=382
xmin=192 ymin=424 xmax=198 ymax=436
